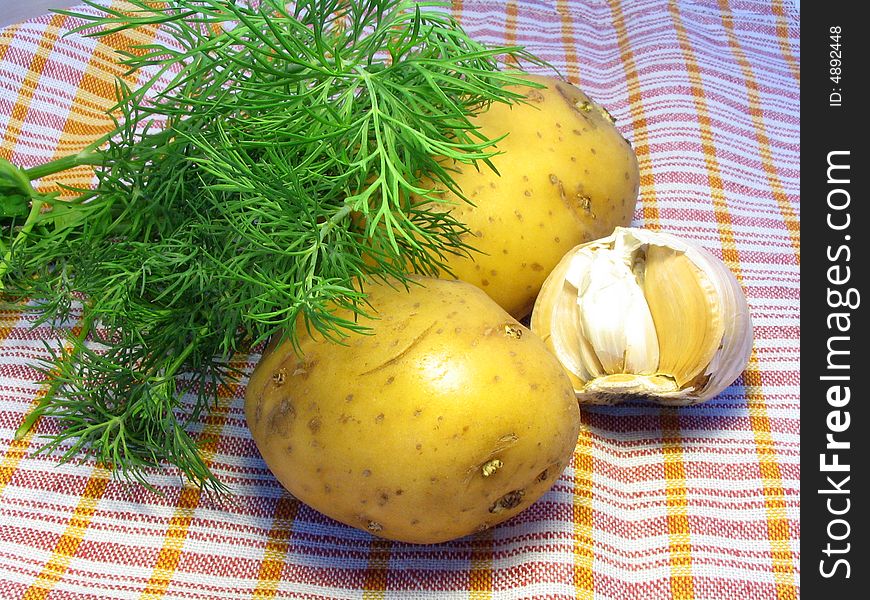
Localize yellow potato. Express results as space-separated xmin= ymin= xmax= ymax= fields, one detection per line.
xmin=418 ymin=74 xmax=640 ymax=318
xmin=245 ymin=277 xmax=581 ymax=544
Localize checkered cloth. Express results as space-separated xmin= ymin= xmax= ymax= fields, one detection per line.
xmin=0 ymin=1 xmax=800 ymax=598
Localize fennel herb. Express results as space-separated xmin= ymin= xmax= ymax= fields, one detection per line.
xmin=0 ymin=0 xmax=546 ymax=492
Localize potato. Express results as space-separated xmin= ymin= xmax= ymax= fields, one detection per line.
xmin=245 ymin=277 xmax=581 ymax=544
xmin=418 ymin=74 xmax=640 ymax=319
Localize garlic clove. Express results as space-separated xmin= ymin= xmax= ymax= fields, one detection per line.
xmin=531 ymin=227 xmax=754 ymax=405
xmin=642 ymin=244 xmax=723 ymax=389
xmin=684 ymin=241 xmax=755 ymax=398
xmin=550 ymin=278 xmax=597 ymax=384
xmin=574 ymin=249 xmax=659 ymax=376
xmin=532 ymin=250 xmax=596 ymax=386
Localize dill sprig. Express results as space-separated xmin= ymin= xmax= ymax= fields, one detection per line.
xmin=0 ymin=0 xmax=547 ymax=493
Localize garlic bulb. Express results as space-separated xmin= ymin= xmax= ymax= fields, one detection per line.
xmin=530 ymin=227 xmax=753 ymax=405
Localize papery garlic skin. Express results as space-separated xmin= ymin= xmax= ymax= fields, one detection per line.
xmin=531 ymin=227 xmax=754 ymax=405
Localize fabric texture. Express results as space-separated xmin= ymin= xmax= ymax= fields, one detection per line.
xmin=0 ymin=1 xmax=800 ymax=598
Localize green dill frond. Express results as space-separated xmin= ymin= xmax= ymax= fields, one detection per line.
xmin=1 ymin=0 xmax=551 ymax=491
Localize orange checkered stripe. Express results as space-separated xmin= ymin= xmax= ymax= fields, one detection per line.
xmin=0 ymin=1 xmax=799 ymax=599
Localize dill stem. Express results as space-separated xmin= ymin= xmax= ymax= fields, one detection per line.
xmin=24 ymin=131 xmax=110 ymax=182
xmin=14 ymin=315 xmax=95 ymax=440
xmin=158 ymin=326 xmax=207 ymax=381
xmin=0 ymin=195 xmax=46 ymax=289
xmin=0 ymin=139 xmax=107 ymax=288
xmin=24 ymin=149 xmax=103 ymax=182
xmin=319 ymin=203 xmax=352 ymax=241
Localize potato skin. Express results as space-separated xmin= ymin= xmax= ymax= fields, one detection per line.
xmin=419 ymin=74 xmax=639 ymax=318
xmin=245 ymin=277 xmax=580 ymax=544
